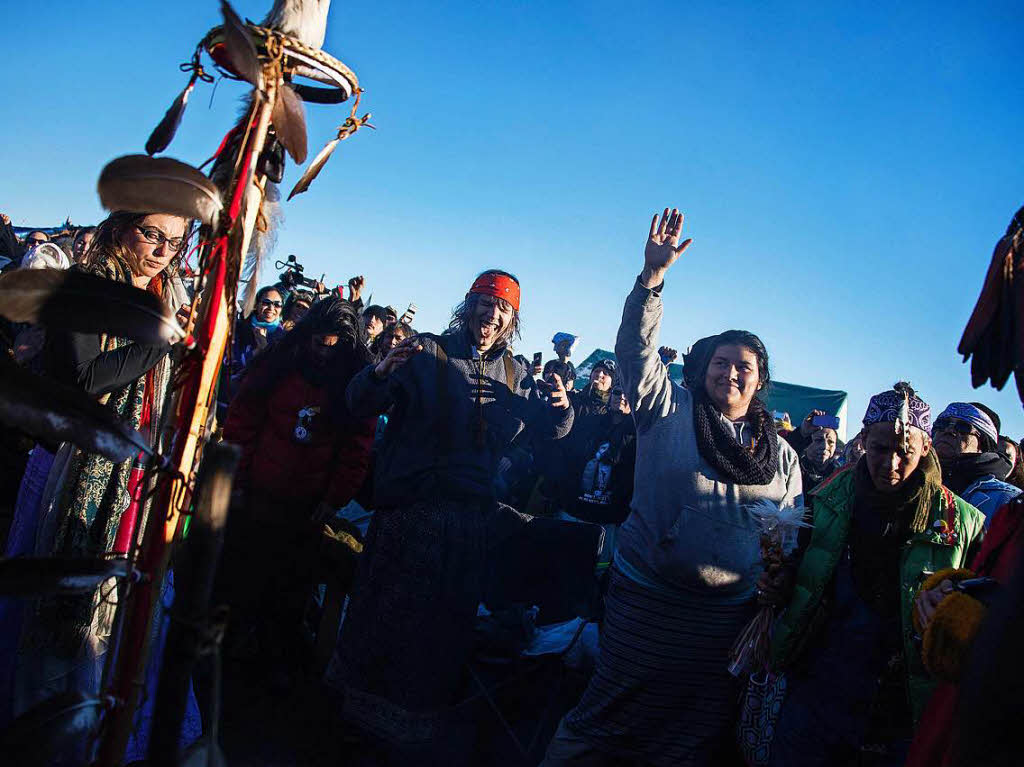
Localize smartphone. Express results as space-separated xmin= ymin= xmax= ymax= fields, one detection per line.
xmin=532 ymin=352 xmax=543 ymax=368
xmin=399 ymin=302 xmax=417 ymax=325
xmin=812 ymin=414 xmax=841 ymax=430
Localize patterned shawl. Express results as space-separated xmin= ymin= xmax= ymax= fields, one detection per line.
xmin=31 ymin=253 xmax=176 ymax=654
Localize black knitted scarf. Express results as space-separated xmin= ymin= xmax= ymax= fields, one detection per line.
xmin=848 ymin=452 xmax=940 ymax=614
xmin=692 ymin=390 xmax=779 ymax=485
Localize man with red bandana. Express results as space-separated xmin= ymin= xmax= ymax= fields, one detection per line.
xmin=327 ymin=269 xmax=574 ymax=763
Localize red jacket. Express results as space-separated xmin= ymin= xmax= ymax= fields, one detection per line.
xmin=224 ymin=370 xmax=376 ymax=508
xmin=906 ymin=498 xmax=1024 ymax=767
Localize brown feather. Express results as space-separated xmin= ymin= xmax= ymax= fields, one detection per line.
xmin=145 ymin=80 xmax=194 ymax=156
xmin=287 ymin=138 xmax=339 ymax=200
xmin=0 ymin=268 xmax=64 ymax=324
xmin=0 ymin=356 xmax=151 ymax=462
xmin=272 ymin=83 xmax=308 ymax=164
xmin=98 ymin=154 xmax=223 ymax=226
xmin=0 ymin=268 xmax=184 ymax=344
xmin=221 ymin=0 xmax=261 ymax=86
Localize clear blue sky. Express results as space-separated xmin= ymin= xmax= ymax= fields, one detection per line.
xmin=3 ymin=1 xmax=1022 ymax=436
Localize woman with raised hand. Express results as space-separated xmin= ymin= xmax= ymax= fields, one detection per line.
xmin=544 ymin=208 xmax=803 ymax=766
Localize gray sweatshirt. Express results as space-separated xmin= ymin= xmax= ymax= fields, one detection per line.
xmin=346 ymin=330 xmax=574 ymax=508
xmin=614 ymin=278 xmax=803 ymax=597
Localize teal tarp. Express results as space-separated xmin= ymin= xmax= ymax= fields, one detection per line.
xmin=575 ymin=349 xmax=849 ymax=440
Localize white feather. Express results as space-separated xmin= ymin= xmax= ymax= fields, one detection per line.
xmin=261 ymin=0 xmax=331 ymax=48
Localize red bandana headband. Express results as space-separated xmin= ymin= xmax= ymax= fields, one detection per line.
xmin=468 ymin=273 xmax=520 ymax=312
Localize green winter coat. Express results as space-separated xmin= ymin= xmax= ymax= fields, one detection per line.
xmin=769 ymin=464 xmax=985 ymax=722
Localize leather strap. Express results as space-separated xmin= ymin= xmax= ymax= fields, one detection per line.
xmin=435 ymin=337 xmax=450 ymax=472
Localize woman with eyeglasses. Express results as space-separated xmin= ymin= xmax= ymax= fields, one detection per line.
xmin=3 ymin=210 xmax=197 ymax=757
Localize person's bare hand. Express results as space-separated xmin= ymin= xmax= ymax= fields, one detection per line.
xmin=0 ymin=213 xmax=10 ymax=226
xmin=348 ymin=275 xmax=365 ymax=302
xmin=175 ymin=304 xmax=193 ymax=329
xmin=642 ymin=207 xmax=693 ymax=288
xmin=915 ymin=579 xmax=955 ymax=633
xmin=800 ymin=409 xmax=826 ymax=437
xmin=756 ymin=562 xmax=796 ymax=607
xmin=374 ymin=336 xmax=422 ymax=378
xmin=659 ymin=346 xmax=679 ymax=364
xmin=548 ymin=373 xmax=570 ymax=410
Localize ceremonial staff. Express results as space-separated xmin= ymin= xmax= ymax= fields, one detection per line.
xmin=91 ymin=2 xmax=368 ymax=762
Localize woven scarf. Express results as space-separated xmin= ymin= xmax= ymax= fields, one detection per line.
xmin=29 ymin=254 xmax=171 ymax=655
xmin=692 ymin=390 xmax=779 ymax=485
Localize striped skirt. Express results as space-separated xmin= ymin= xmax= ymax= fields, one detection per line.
xmin=564 ymin=565 xmax=754 ymax=766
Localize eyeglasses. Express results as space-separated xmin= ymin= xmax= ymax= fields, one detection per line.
xmin=25 ymin=238 xmax=47 ymax=247
xmin=258 ymin=299 xmax=283 ymax=308
xmin=932 ymin=418 xmax=978 ymax=438
xmin=135 ymin=225 xmax=187 ymax=252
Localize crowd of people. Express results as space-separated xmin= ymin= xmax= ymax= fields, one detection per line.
xmin=1 ymin=204 xmax=1023 ymax=767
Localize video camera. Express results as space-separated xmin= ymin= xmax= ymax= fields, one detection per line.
xmin=275 ymin=255 xmax=322 ymax=292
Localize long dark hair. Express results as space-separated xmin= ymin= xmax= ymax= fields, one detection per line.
xmin=692 ymin=329 xmax=772 ymax=396
xmin=237 ymin=296 xmax=372 ymax=423
xmin=446 ymin=269 xmax=522 ymax=350
xmin=693 ymin=329 xmax=773 ymax=442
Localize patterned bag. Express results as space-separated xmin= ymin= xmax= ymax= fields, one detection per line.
xmin=736 ymin=670 xmax=787 ymax=767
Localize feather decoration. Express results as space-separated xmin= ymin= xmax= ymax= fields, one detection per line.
xmin=261 ymin=0 xmax=331 ymax=48
xmin=99 ymin=154 xmax=223 ymax=226
xmin=958 ymin=205 xmax=1024 ymax=393
xmin=221 ymin=0 xmax=262 ymax=87
xmin=0 ymin=558 xmax=130 ymax=597
xmin=145 ymin=77 xmax=196 ymax=156
xmin=0 ymin=690 xmax=107 ymax=763
xmin=240 ymin=183 xmax=283 ymax=316
xmin=0 ymin=268 xmax=184 ymax=344
xmin=0 ymin=356 xmax=154 ymax=462
xmin=272 ymin=83 xmax=308 ymax=164
xmin=288 ymin=110 xmax=373 ymax=200
xmin=287 ymin=137 xmax=338 ymax=200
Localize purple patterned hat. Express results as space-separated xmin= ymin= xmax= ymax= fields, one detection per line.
xmin=863 ymin=382 xmax=932 ymax=436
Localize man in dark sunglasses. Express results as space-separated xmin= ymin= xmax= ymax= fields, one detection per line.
xmin=22 ymin=231 xmax=49 ymax=249
xmin=932 ymin=402 xmax=1020 ymax=525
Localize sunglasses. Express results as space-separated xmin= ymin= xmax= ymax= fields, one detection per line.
xmin=136 ymin=225 xmax=187 ymax=252
xmin=932 ymin=418 xmax=978 ymax=438
xmin=258 ymin=299 xmax=283 ymax=308
xmin=25 ymin=238 xmax=47 ymax=247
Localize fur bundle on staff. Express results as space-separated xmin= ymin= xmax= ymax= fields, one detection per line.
xmin=262 ymin=0 xmax=331 ymax=48
xmin=206 ymin=0 xmax=332 ymax=311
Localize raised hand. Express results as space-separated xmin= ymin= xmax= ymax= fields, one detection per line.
xmin=658 ymin=346 xmax=679 ymax=364
xmin=642 ymin=207 xmax=693 ymax=288
xmin=374 ymin=336 xmax=422 ymax=378
xmin=348 ymin=275 xmax=365 ymax=302
xmin=800 ymin=409 xmax=827 ymax=437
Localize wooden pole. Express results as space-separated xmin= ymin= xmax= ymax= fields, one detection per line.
xmin=95 ymin=84 xmax=278 ymax=766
